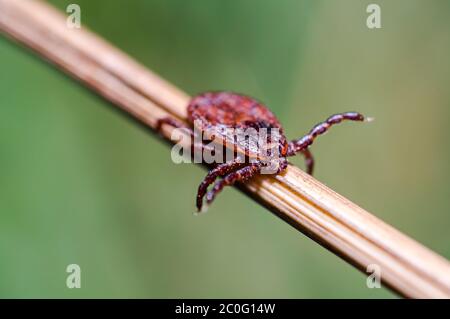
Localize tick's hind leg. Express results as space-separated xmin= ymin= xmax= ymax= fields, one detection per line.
xmin=156 ymin=117 xmax=194 ymax=137
xmin=157 ymin=116 xmax=208 ymax=159
xmin=205 ymin=162 xmax=262 ymax=207
xmin=196 ymin=161 xmax=245 ymax=212
xmin=287 ymin=112 xmax=369 ymax=157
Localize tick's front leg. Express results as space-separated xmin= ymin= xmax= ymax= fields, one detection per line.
xmin=287 ymin=112 xmax=369 ymax=162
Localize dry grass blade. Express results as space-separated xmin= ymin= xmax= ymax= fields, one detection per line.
xmin=1 ymin=0 xmax=450 ymax=298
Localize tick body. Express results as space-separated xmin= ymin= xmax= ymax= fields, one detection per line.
xmin=157 ymin=91 xmax=368 ymax=211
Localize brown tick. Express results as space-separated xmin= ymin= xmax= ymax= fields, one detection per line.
xmin=157 ymin=91 xmax=370 ymax=211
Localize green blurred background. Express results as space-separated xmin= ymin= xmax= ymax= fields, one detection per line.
xmin=1 ymin=0 xmax=449 ymax=298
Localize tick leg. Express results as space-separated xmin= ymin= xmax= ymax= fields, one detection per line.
xmin=287 ymin=112 xmax=367 ymax=156
xmin=301 ymin=148 xmax=314 ymax=175
xmin=205 ymin=163 xmax=262 ymax=207
xmin=156 ymin=117 xmax=194 ymax=137
xmin=157 ymin=116 xmax=209 ymax=159
xmin=196 ymin=161 xmax=245 ymax=212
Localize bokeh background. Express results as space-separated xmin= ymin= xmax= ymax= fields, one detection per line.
xmin=1 ymin=0 xmax=449 ymax=298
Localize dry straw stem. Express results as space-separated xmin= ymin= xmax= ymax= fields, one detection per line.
xmin=1 ymin=0 xmax=450 ymax=298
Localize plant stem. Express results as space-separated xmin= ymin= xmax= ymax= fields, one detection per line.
xmin=1 ymin=0 xmax=450 ymax=298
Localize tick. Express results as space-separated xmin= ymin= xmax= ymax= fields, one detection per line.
xmin=157 ymin=91 xmax=370 ymax=211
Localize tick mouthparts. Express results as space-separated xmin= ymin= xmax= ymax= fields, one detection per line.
xmin=364 ymin=116 xmax=375 ymax=123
